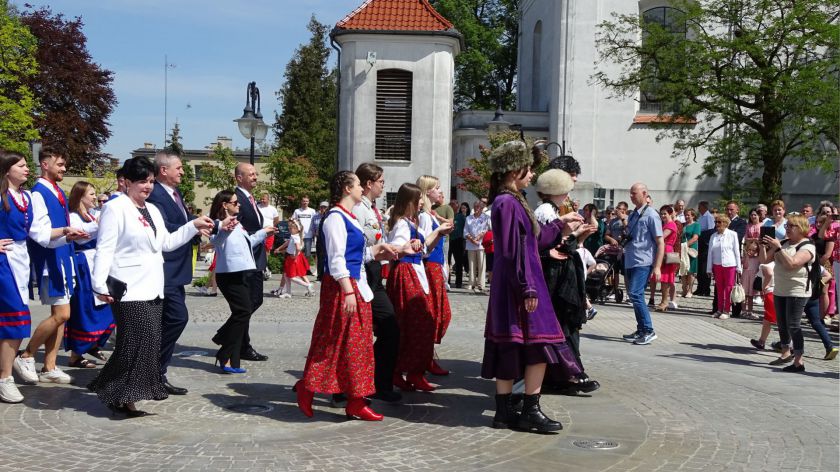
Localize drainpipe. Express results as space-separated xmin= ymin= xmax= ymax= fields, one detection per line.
xmin=330 ymin=37 xmax=342 ymax=171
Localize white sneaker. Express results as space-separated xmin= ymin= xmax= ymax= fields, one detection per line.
xmin=718 ymin=313 xmax=730 ymax=320
xmin=754 ymin=296 xmax=763 ymax=306
xmin=0 ymin=376 xmax=23 ymax=403
xmin=12 ymin=355 xmax=38 ymax=384
xmin=279 ymin=293 xmax=291 ymax=299
xmin=305 ymin=284 xmax=314 ymax=297
xmin=38 ymin=367 xmax=72 ymax=384
xmin=668 ymin=301 xmax=678 ymax=309
xmin=270 ymin=289 xmax=280 ymax=297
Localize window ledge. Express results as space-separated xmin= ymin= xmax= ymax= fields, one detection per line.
xmin=633 ymin=114 xmax=698 ymax=125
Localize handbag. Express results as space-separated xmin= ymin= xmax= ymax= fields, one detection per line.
xmin=106 ymin=276 xmax=128 ymax=302
xmin=665 ymin=251 xmax=681 ymax=265
xmin=730 ymin=275 xmax=745 ymax=304
xmin=752 ymin=273 xmax=763 ymax=292
xmin=678 ymin=242 xmax=690 ymax=276
xmin=686 ymin=247 xmax=698 ymax=258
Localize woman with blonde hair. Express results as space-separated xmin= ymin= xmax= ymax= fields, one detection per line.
xmin=762 ymin=199 xmax=787 ymax=240
xmin=707 ymin=214 xmax=742 ymax=319
xmin=65 ymin=181 xmax=115 ymax=368
xmin=415 ymin=175 xmax=454 ymax=376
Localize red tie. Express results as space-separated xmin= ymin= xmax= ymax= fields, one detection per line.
xmin=172 ymin=190 xmax=187 ymax=217
xmin=249 ymin=195 xmax=257 ymax=211
xmin=46 ymin=179 xmax=65 ymax=206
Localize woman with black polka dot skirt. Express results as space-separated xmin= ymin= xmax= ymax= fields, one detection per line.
xmin=88 ymin=157 xmax=214 ymax=417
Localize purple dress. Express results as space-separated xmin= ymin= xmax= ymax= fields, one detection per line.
xmin=481 ymin=194 xmax=581 ymax=380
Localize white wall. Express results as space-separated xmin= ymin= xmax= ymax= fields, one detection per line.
xmin=336 ymin=33 xmax=459 ymax=198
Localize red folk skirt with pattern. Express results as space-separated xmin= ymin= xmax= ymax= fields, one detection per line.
xmin=302 ymin=275 xmax=375 ymax=398
xmin=386 ymin=262 xmax=435 ymax=374
xmin=424 ymin=261 xmax=451 ymax=344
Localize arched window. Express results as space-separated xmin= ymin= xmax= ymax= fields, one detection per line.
xmin=639 ymin=6 xmax=687 ymax=114
xmin=375 ymin=69 xmax=413 ymax=161
xmin=531 ymin=21 xmax=543 ymax=111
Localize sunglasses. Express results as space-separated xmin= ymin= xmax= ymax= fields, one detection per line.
xmin=227 ymin=200 xmax=240 ymax=206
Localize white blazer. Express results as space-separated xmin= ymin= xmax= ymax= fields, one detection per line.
xmin=92 ymin=194 xmax=198 ymax=301
xmin=707 ymin=228 xmax=742 ymax=272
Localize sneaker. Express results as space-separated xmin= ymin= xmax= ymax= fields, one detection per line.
xmin=279 ymin=293 xmax=291 ymax=299
xmin=754 ymin=296 xmax=763 ymax=305
xmin=668 ymin=301 xmax=678 ymax=309
xmin=305 ymin=284 xmax=314 ymax=297
xmin=824 ymin=347 xmax=839 ymax=361
xmin=586 ymin=307 xmax=598 ymax=320
xmin=718 ymin=313 xmax=730 ymax=320
xmin=12 ymin=355 xmax=38 ymax=384
xmin=38 ymin=367 xmax=72 ymax=384
xmin=633 ymin=331 xmax=657 ymax=345
xmin=0 ymin=376 xmax=23 ymax=403
xmin=622 ymin=330 xmax=641 ymax=342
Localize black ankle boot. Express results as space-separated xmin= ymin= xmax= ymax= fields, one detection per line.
xmin=516 ymin=394 xmax=563 ymax=433
xmin=491 ymin=393 xmax=519 ymax=429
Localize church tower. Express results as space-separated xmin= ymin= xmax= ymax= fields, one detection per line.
xmin=332 ymin=0 xmax=462 ymax=203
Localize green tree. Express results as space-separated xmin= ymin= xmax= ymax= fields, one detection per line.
xmin=82 ymin=168 xmax=117 ymax=195
xmin=0 ymin=0 xmax=39 ymax=153
xmin=165 ymin=122 xmax=195 ymax=206
xmin=274 ymin=16 xmax=337 ymax=183
xmin=430 ymin=0 xmax=519 ymax=110
xmin=455 ymin=129 xmax=546 ymax=199
xmin=261 ymin=148 xmax=323 ymax=214
xmin=593 ymin=0 xmax=839 ymax=203
xmin=198 ymin=144 xmax=237 ymax=204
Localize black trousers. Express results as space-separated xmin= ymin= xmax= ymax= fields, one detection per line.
xmin=215 ymin=271 xmax=254 ymax=368
xmin=365 ymin=261 xmax=400 ymax=392
xmin=240 ymin=269 xmax=264 ymax=353
xmin=449 ymin=238 xmax=468 ymax=287
xmin=696 ymin=250 xmax=711 ymax=295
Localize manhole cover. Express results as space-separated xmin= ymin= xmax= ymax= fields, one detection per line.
xmin=226 ymin=403 xmax=274 ymax=414
xmin=572 ymin=439 xmax=620 ymax=450
xmin=174 ymin=350 xmax=208 ymax=357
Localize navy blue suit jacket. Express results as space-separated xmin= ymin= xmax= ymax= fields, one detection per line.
xmin=147 ymin=182 xmax=195 ymax=287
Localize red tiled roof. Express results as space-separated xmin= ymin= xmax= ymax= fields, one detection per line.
xmin=336 ymin=0 xmax=454 ymax=32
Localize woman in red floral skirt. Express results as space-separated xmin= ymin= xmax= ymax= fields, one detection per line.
xmin=295 ymin=171 xmax=411 ymax=421
xmin=416 ymin=175 xmax=454 ymax=376
xmin=387 ymin=183 xmax=452 ymax=391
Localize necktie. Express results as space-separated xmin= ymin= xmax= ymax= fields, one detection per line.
xmin=172 ymin=190 xmax=187 ymax=218
xmin=249 ymin=195 xmax=262 ymax=225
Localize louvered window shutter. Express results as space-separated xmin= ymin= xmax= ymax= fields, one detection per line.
xmin=375 ymin=69 xmax=413 ymax=160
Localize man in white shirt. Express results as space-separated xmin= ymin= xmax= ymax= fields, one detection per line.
xmin=15 ymin=148 xmax=87 ymax=385
xmin=293 ymin=197 xmax=317 ymax=273
xmin=698 ymin=201 xmax=715 ymax=232
xmin=464 ymin=200 xmax=489 ymax=292
xmin=257 ymin=192 xmax=280 ymax=252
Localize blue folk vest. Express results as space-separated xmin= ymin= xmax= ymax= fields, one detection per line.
xmin=399 ymin=220 xmax=425 ymax=265
xmin=427 ymin=218 xmax=446 ymax=265
xmin=28 ymin=182 xmax=74 ymax=297
xmin=320 ymin=210 xmax=364 ymax=280
xmin=0 ymin=191 xmax=33 ymax=241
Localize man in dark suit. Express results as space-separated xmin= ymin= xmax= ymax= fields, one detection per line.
xmin=146 ymin=151 xmax=194 ymax=395
xmin=230 ymin=163 xmax=268 ymax=361
xmin=695 ymin=227 xmax=715 ymax=297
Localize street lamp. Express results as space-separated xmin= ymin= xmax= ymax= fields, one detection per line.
xmin=234 ymin=81 xmax=270 ymax=165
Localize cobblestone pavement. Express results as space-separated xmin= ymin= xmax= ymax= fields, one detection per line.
xmin=1 ymin=271 xmax=837 ymax=471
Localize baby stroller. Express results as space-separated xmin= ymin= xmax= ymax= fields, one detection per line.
xmin=586 ymin=245 xmax=624 ymax=303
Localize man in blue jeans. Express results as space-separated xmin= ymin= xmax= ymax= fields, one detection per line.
xmin=621 ymin=183 xmax=664 ymax=345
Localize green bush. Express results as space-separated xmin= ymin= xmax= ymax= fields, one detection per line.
xmin=267 ymin=253 xmax=284 ymax=274
xmin=192 ymin=274 xmax=210 ymax=287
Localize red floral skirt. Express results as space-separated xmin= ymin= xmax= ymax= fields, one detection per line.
xmin=284 ymin=252 xmax=310 ymax=278
xmin=302 ymin=276 xmax=375 ymax=398
xmin=386 ymin=262 xmax=435 ymax=374
xmin=424 ymin=261 xmax=451 ymax=343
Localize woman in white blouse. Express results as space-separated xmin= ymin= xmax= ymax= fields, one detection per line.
xmin=707 ymin=215 xmax=742 ymax=319
xmin=89 ymin=156 xmax=213 ymax=418
xmin=295 ymin=171 xmax=407 ymax=421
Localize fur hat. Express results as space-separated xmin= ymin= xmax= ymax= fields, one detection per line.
xmin=536 ymin=169 xmax=574 ymax=196
xmin=488 ymin=141 xmax=532 ymax=174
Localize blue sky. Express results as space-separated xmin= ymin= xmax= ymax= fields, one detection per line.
xmin=15 ymin=0 xmax=365 ymax=159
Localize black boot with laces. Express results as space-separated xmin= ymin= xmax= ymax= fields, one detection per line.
xmin=515 ymin=394 xmax=563 ymax=433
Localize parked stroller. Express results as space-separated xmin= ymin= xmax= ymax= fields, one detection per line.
xmin=586 ymin=245 xmax=624 ymax=303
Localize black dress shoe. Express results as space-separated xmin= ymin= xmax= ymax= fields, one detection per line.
xmin=369 ymin=390 xmax=402 ymax=402
xmin=211 ymin=334 xmax=222 ymax=346
xmin=162 ymin=380 xmax=188 ymax=395
xmin=240 ymin=347 xmax=268 ymax=361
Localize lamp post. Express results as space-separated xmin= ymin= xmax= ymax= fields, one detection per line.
xmin=234 ymin=81 xmax=270 ymax=165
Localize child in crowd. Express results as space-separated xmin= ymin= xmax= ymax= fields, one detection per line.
xmin=271 ymin=219 xmax=313 ymax=298
xmin=750 ymin=261 xmax=776 ymax=350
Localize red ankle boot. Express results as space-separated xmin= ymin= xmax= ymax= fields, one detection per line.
xmin=406 ymin=373 xmax=436 ymax=392
xmin=393 ymin=372 xmax=415 ymax=392
xmin=428 ymin=358 xmax=450 ymax=376
xmin=295 ymin=380 xmax=314 ymax=417
xmin=346 ymin=397 xmax=383 ymax=421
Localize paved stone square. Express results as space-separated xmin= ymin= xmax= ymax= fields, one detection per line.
xmin=1 ymin=270 xmax=837 ymax=471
